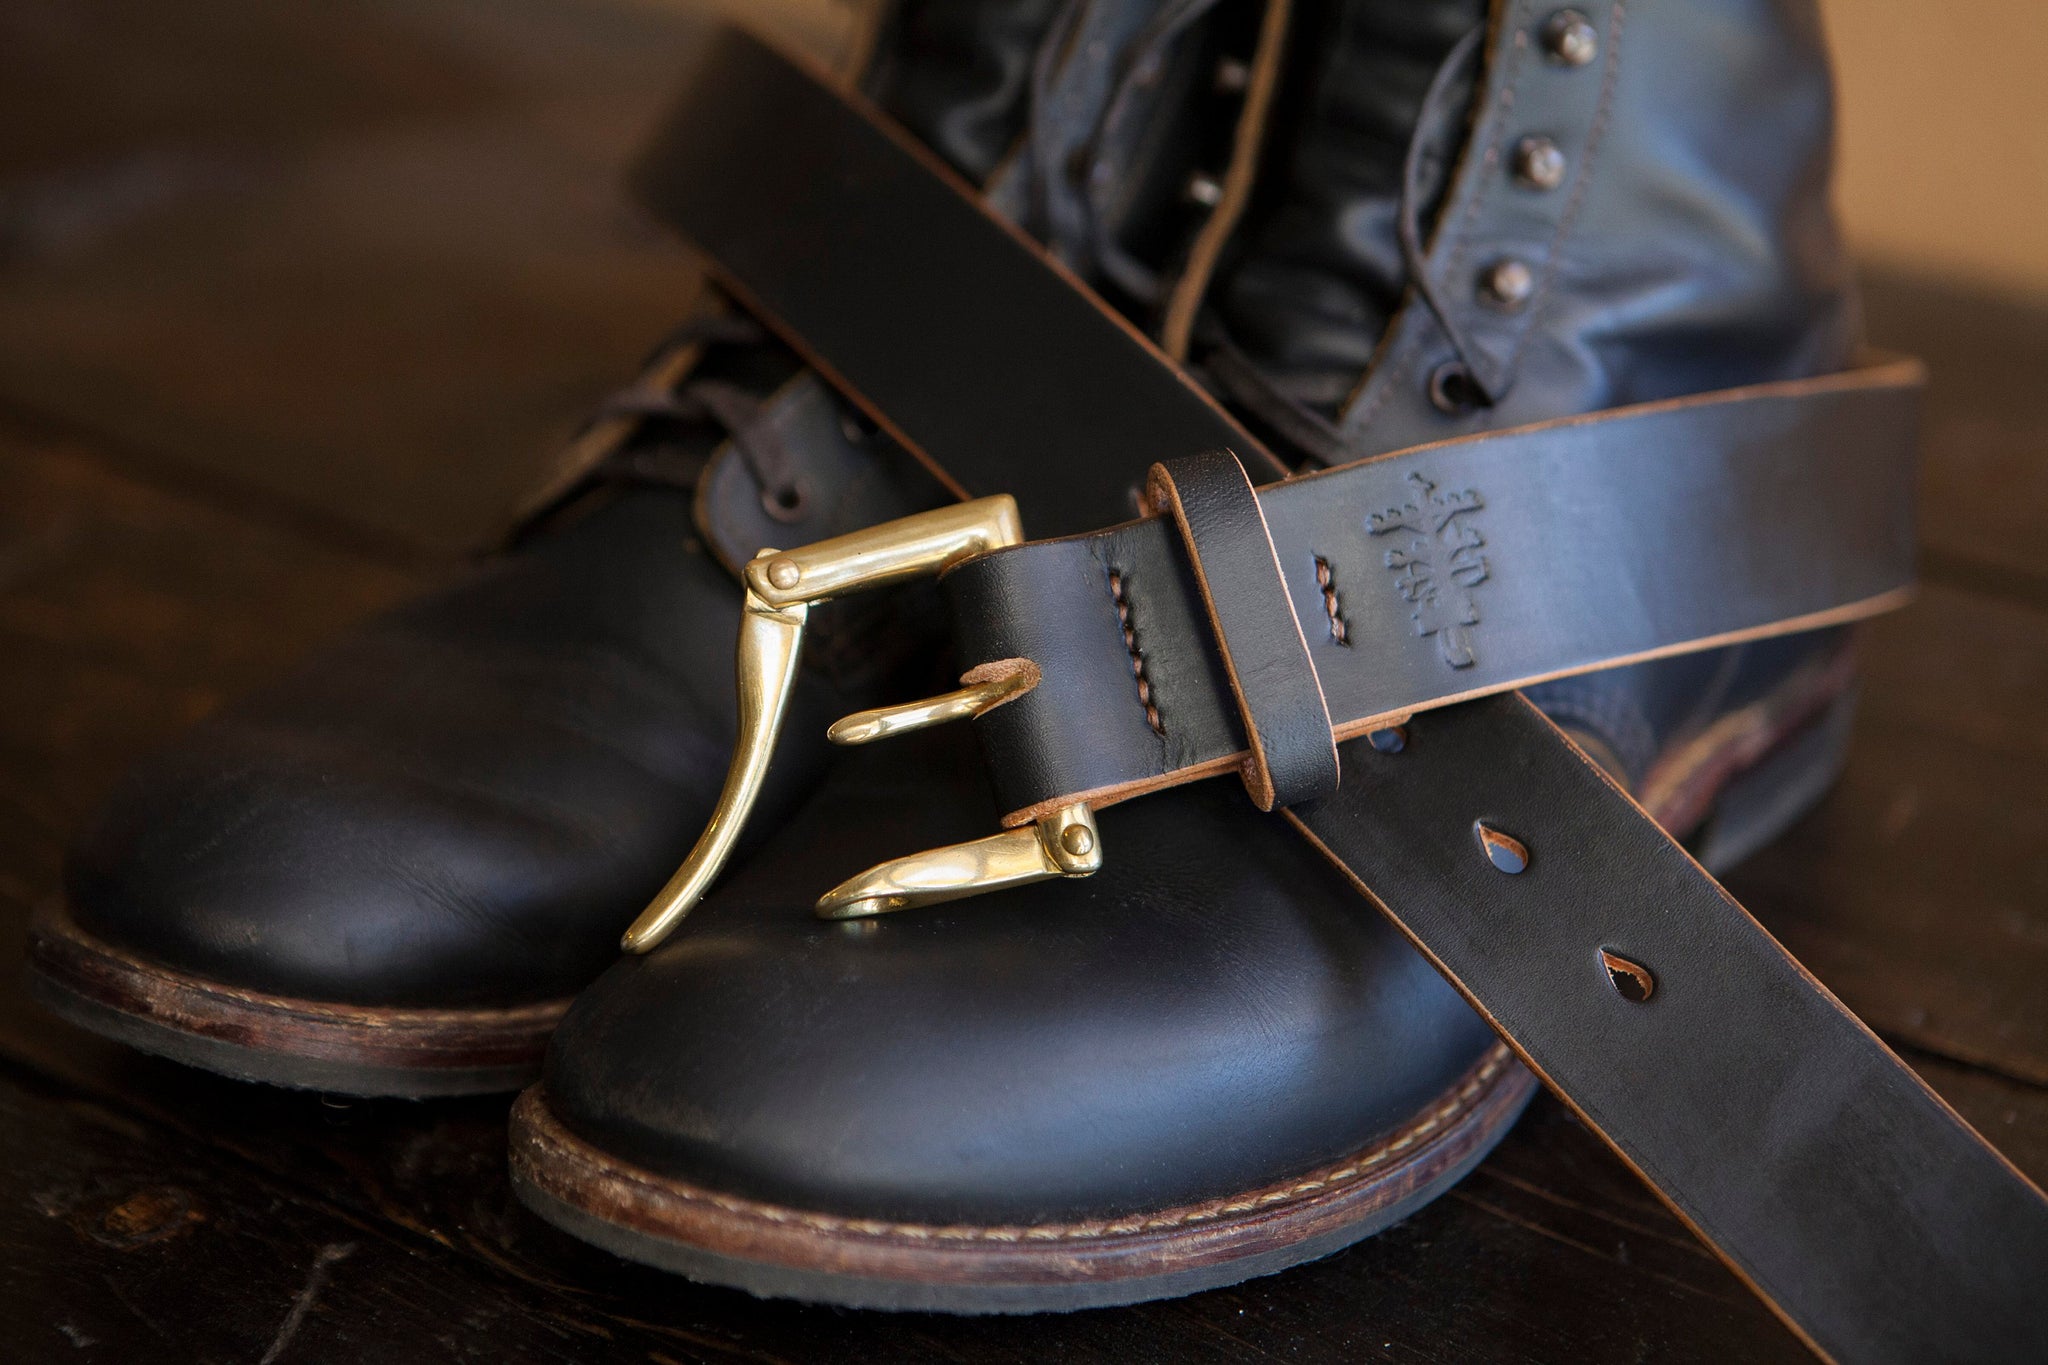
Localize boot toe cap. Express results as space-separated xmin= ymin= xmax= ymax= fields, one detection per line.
xmin=63 ymin=638 xmax=726 ymax=1009
xmin=539 ymin=746 xmax=1505 ymax=1228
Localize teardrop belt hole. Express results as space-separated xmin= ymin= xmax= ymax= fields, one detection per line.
xmin=1600 ymin=948 xmax=1656 ymax=1003
xmin=1473 ymin=821 xmax=1529 ymax=874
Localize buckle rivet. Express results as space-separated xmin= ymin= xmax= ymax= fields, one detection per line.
xmin=766 ymin=558 xmax=802 ymax=590
xmin=1060 ymin=824 xmax=1096 ymax=857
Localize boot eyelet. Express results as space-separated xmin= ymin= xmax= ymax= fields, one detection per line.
xmin=1428 ymin=362 xmax=1483 ymax=415
xmin=761 ymin=482 xmax=809 ymax=523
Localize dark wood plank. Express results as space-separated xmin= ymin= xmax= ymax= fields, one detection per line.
xmin=0 ymin=1064 xmax=1819 ymax=1365
xmin=0 ymin=1059 xmax=701 ymax=1364
xmin=17 ymin=968 xmax=2040 ymax=1365
xmin=1863 ymin=266 xmax=2048 ymax=593
xmin=0 ymin=0 xmax=709 ymax=554
xmin=1724 ymin=584 xmax=2048 ymax=1084
xmin=0 ymin=0 xmax=501 ymax=182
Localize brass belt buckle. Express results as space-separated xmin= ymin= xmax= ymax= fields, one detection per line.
xmin=620 ymin=498 xmax=1101 ymax=953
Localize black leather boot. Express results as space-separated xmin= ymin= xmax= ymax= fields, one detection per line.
xmin=511 ymin=0 xmax=1887 ymax=1313
xmin=31 ymin=0 xmax=1214 ymax=1095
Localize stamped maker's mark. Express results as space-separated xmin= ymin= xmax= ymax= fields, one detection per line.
xmin=1367 ymin=472 xmax=1490 ymax=669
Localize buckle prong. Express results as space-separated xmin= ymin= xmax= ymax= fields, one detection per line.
xmin=816 ymin=803 xmax=1100 ymax=920
xmin=620 ymin=497 xmax=1095 ymax=953
xmin=826 ymin=662 xmax=1038 ymax=746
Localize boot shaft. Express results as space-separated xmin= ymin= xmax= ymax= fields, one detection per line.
xmin=864 ymin=0 xmax=1857 ymax=462
xmin=1308 ymin=0 xmax=1859 ymax=456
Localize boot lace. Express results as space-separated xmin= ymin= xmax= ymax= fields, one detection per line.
xmin=510 ymin=313 xmax=819 ymax=539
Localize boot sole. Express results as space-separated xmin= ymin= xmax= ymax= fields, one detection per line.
xmin=25 ymin=902 xmax=567 ymax=1096
xmin=509 ymin=1047 xmax=1538 ymax=1313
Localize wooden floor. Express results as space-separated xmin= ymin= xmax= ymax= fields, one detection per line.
xmin=2 ymin=2 xmax=2043 ymax=1360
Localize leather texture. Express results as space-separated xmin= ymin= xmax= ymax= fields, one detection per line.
xmin=67 ymin=487 xmax=850 ymax=1007
xmin=1146 ymin=449 xmax=1338 ymax=809
xmin=585 ymin=16 xmax=2048 ymax=1348
xmin=973 ymin=0 xmax=1205 ymax=279
xmin=540 ymin=0 xmax=1504 ymax=1247
xmin=1290 ymin=696 xmax=2048 ymax=1363
xmin=1325 ymin=0 xmax=1858 ymax=455
xmin=688 ymin=0 xmax=1258 ymax=560
xmin=634 ymin=8 xmax=1864 ymax=805
xmin=948 ymin=361 xmax=1919 ymax=820
xmin=1208 ymin=0 xmax=1863 ymax=802
xmin=544 ymin=721 xmax=1503 ymax=1225
xmin=691 ymin=372 xmax=951 ymax=590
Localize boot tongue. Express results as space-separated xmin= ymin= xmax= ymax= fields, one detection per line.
xmin=1207 ymin=0 xmax=1484 ymax=416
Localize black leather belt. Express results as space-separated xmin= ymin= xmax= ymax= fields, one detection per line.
xmin=946 ymin=365 xmax=1918 ymax=820
xmin=635 ymin=26 xmax=2048 ymax=1361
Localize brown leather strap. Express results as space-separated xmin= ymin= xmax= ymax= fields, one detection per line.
xmin=633 ymin=26 xmax=2048 ymax=1357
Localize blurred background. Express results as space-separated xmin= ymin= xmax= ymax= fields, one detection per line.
xmin=1827 ymin=0 xmax=2048 ymax=299
xmin=0 ymin=0 xmax=2041 ymax=558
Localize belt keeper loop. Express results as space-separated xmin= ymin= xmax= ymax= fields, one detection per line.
xmin=1146 ymin=450 xmax=1340 ymax=810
